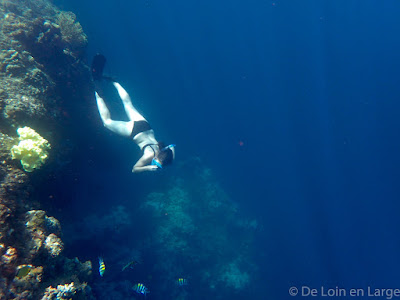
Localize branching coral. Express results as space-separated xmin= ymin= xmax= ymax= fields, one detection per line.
xmin=56 ymin=11 xmax=87 ymax=52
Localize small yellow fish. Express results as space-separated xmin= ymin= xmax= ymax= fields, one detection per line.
xmin=15 ymin=264 xmax=33 ymax=279
xmin=98 ymin=257 xmax=105 ymax=277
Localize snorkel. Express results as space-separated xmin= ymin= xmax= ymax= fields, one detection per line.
xmin=151 ymin=144 xmax=175 ymax=169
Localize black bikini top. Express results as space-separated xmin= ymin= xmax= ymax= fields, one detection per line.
xmin=142 ymin=143 xmax=158 ymax=154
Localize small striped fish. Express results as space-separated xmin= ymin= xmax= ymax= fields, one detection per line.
xmin=177 ymin=278 xmax=188 ymax=286
xmin=132 ymin=283 xmax=149 ymax=295
xmin=98 ymin=257 xmax=105 ymax=277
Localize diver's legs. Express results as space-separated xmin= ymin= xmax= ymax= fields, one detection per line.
xmin=113 ymin=82 xmax=146 ymax=122
xmin=95 ymin=92 xmax=133 ymax=137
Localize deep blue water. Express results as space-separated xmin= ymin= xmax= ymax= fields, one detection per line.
xmin=49 ymin=0 xmax=400 ymax=299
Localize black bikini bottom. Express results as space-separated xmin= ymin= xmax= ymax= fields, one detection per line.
xmin=130 ymin=120 xmax=151 ymax=139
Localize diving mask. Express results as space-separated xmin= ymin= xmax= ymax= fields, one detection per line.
xmin=151 ymin=157 xmax=163 ymax=169
xmin=151 ymin=144 xmax=176 ymax=169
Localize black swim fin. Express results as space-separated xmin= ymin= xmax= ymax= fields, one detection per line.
xmin=91 ymin=54 xmax=106 ymax=81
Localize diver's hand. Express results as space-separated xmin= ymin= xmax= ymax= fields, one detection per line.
xmin=149 ymin=165 xmax=160 ymax=171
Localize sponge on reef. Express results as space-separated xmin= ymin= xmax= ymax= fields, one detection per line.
xmin=11 ymin=127 xmax=51 ymax=172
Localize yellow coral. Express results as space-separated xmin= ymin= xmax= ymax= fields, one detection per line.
xmin=10 ymin=127 xmax=50 ymax=172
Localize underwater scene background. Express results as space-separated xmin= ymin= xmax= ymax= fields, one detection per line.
xmin=0 ymin=0 xmax=400 ymax=299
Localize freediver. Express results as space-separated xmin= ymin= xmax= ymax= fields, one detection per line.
xmin=91 ymin=54 xmax=175 ymax=173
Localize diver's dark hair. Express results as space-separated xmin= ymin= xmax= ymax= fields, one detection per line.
xmin=156 ymin=142 xmax=174 ymax=167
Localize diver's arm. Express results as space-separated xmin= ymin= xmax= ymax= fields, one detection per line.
xmin=132 ymin=165 xmax=158 ymax=173
xmin=132 ymin=154 xmax=157 ymax=173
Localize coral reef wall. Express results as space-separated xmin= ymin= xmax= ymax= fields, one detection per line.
xmin=0 ymin=0 xmax=90 ymax=130
xmin=0 ymin=0 xmax=94 ymax=298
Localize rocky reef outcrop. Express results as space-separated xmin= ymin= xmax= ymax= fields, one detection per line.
xmin=0 ymin=0 xmax=93 ymax=298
